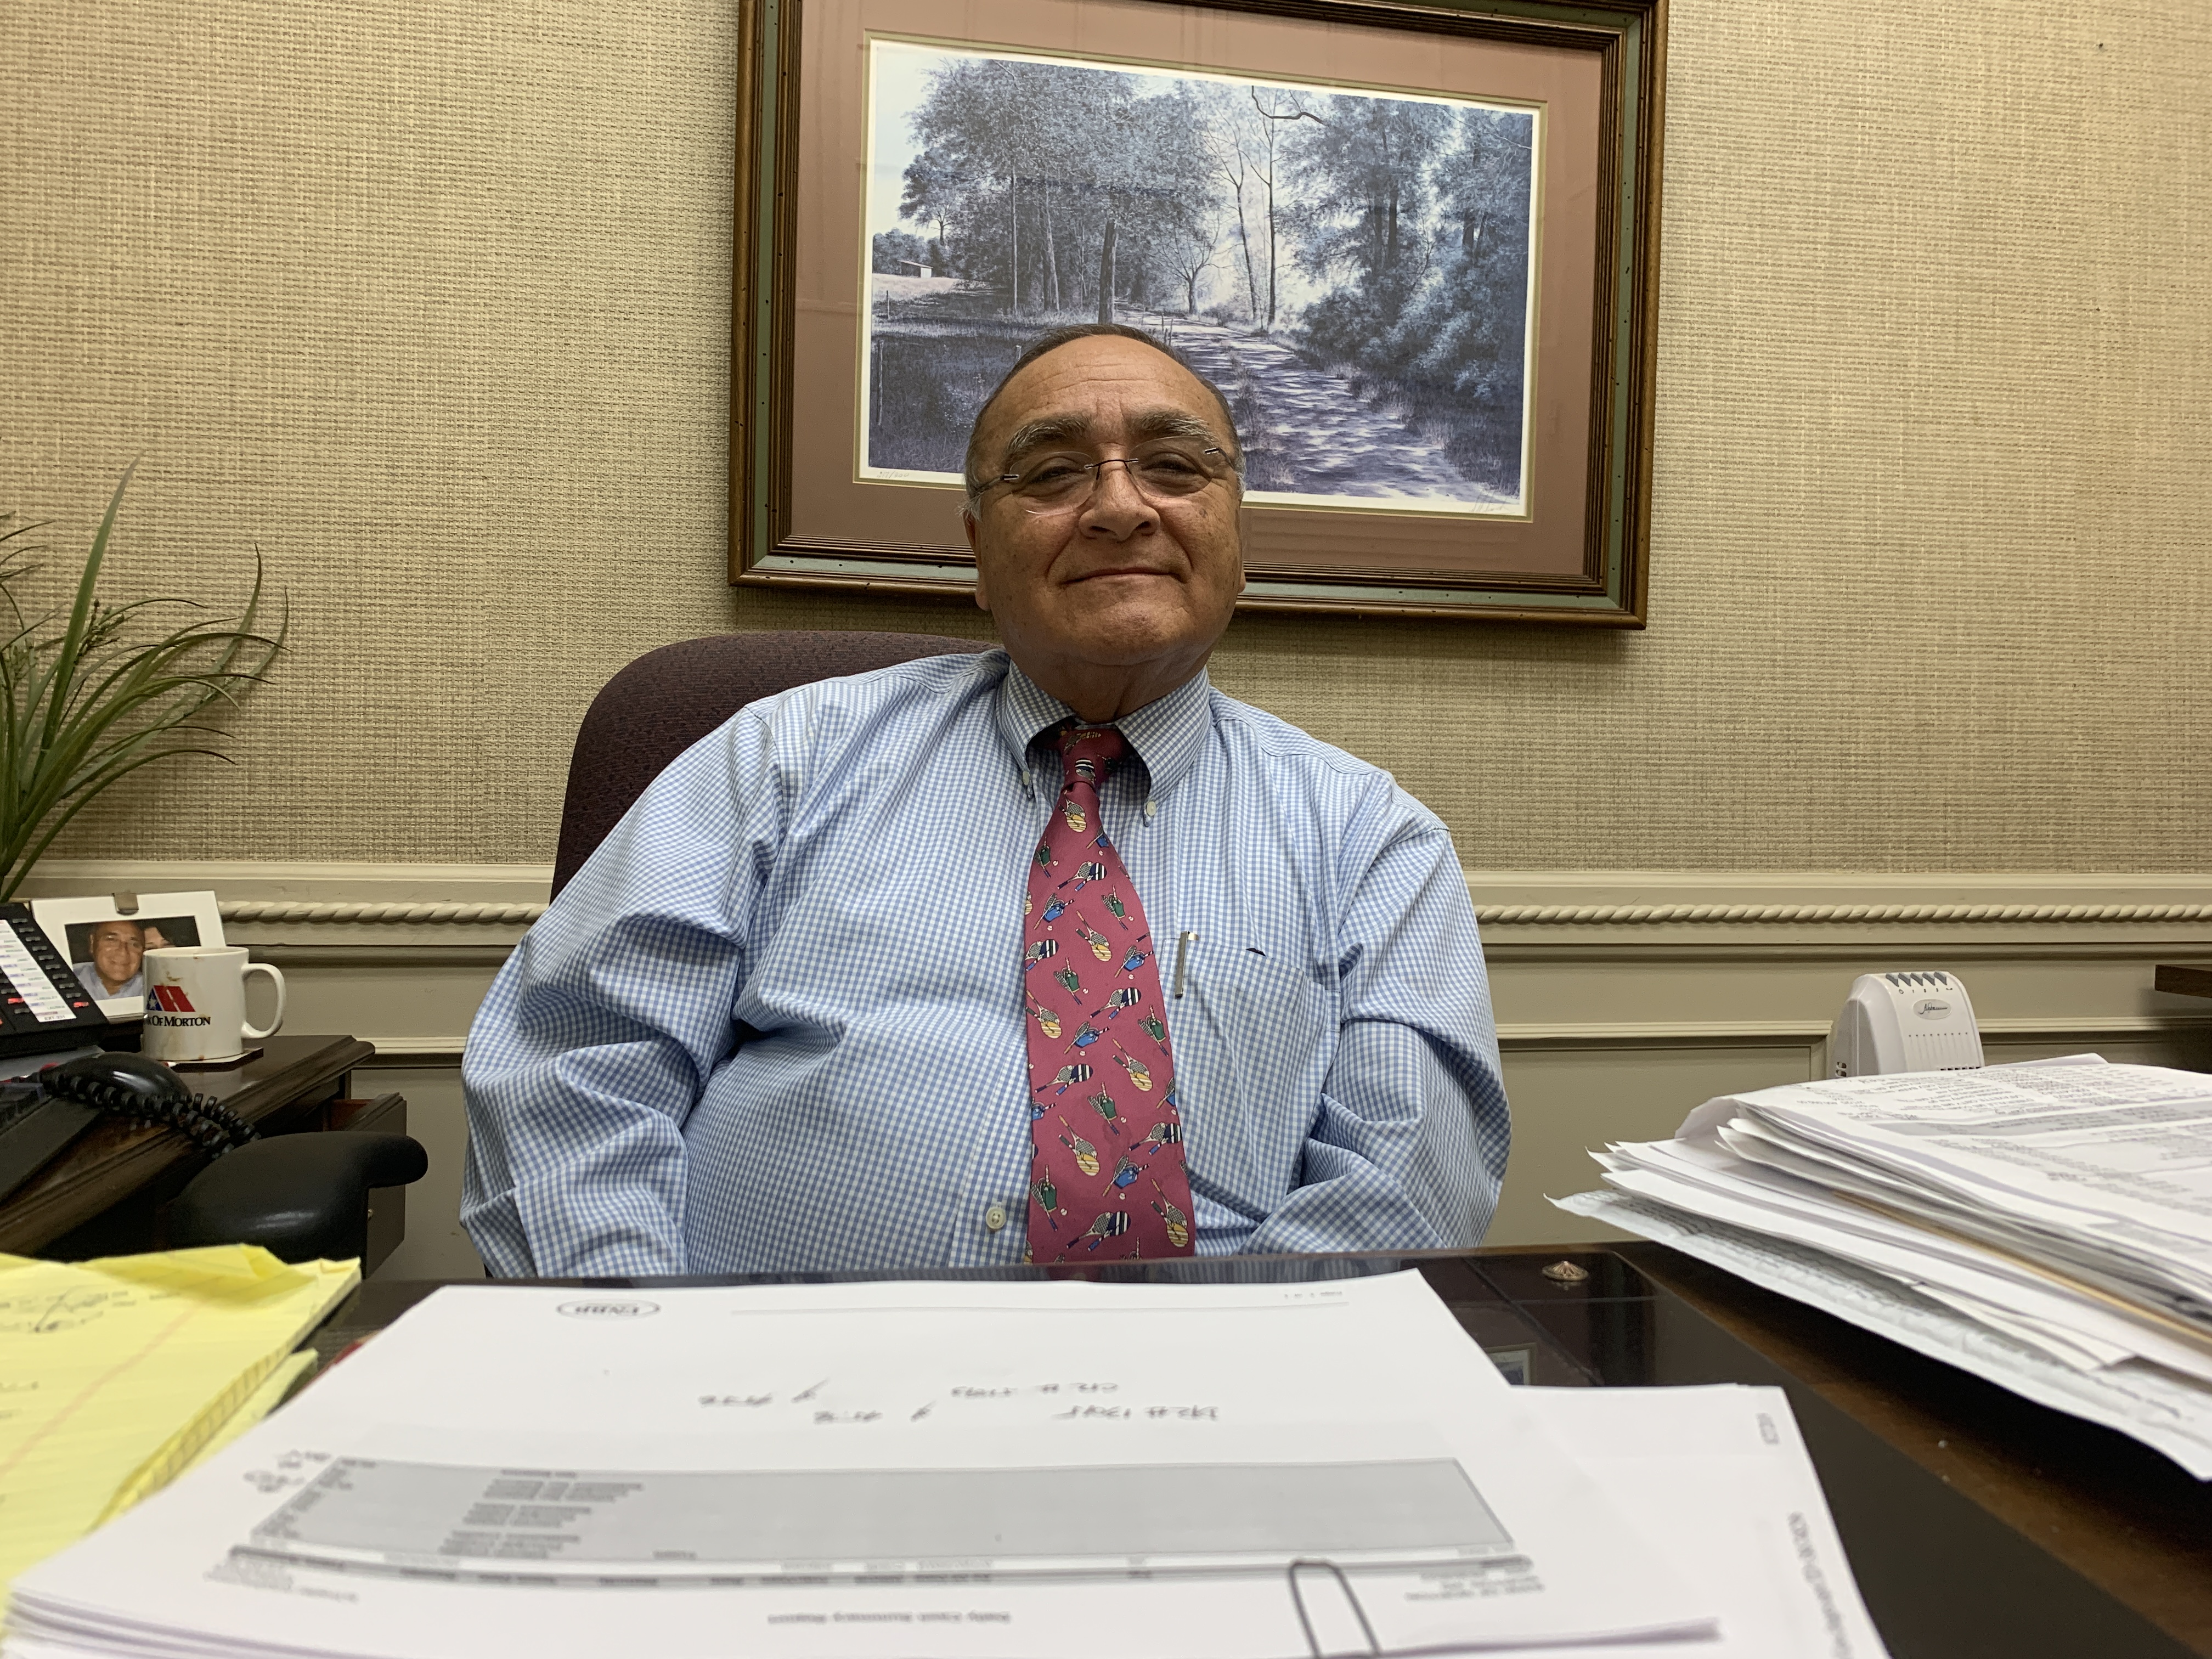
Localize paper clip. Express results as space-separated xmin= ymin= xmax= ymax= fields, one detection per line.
xmin=1285 ymin=1558 xmax=1381 ymax=1659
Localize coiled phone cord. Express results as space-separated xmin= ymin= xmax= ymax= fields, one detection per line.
xmin=41 ymin=1066 xmax=260 ymax=1154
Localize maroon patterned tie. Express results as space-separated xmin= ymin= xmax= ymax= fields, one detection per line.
xmin=1022 ymin=725 xmax=1195 ymax=1262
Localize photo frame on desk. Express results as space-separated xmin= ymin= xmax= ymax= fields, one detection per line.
xmin=731 ymin=0 xmax=1666 ymax=623
xmin=28 ymin=891 xmax=225 ymax=1020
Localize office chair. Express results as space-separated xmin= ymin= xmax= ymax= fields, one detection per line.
xmin=551 ymin=629 xmax=981 ymax=898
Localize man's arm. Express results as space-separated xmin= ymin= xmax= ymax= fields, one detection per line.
xmin=1243 ymin=812 xmax=1507 ymax=1254
xmin=461 ymin=713 xmax=781 ymax=1277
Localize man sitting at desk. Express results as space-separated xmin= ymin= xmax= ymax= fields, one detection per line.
xmin=461 ymin=324 xmax=1508 ymax=1275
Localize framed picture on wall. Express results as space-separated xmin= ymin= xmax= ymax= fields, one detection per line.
xmin=731 ymin=0 xmax=1666 ymax=623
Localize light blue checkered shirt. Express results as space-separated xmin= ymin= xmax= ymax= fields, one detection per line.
xmin=461 ymin=651 xmax=1507 ymax=1275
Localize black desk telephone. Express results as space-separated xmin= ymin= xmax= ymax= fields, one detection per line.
xmin=0 ymin=898 xmax=107 ymax=1049
xmin=0 ymin=902 xmax=257 ymax=1206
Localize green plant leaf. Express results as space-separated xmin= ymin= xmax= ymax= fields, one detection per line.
xmin=0 ymin=469 xmax=286 ymax=899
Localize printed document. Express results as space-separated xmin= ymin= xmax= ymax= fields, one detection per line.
xmin=1689 ymin=1064 xmax=2212 ymax=1321
xmin=1516 ymin=1385 xmax=1888 ymax=1659
xmin=1558 ymin=1061 xmax=2212 ymax=1478
xmin=1558 ymin=1187 xmax=2212 ymax=1478
xmin=8 ymin=1273 xmax=1722 ymax=1658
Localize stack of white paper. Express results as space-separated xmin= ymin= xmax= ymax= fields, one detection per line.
xmin=1558 ymin=1058 xmax=2212 ymax=1477
xmin=2 ymin=1273 xmax=1886 ymax=1658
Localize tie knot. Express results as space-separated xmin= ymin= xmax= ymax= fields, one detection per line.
xmin=1056 ymin=723 xmax=1126 ymax=787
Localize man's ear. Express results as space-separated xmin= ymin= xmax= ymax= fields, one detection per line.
xmin=1235 ymin=498 xmax=1250 ymax=594
xmin=963 ymin=509 xmax=994 ymax=613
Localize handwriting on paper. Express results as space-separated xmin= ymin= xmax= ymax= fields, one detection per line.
xmin=693 ymin=1376 xmax=1218 ymax=1425
xmin=1052 ymin=1404 xmax=1218 ymax=1421
xmin=0 ymin=1287 xmax=146 ymax=1336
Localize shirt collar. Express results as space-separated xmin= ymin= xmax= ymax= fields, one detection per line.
xmin=993 ymin=657 xmax=1214 ymax=799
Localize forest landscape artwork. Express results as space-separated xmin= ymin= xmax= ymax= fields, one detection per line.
xmin=860 ymin=38 xmax=1541 ymax=515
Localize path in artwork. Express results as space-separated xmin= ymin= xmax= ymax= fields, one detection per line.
xmin=1131 ymin=312 xmax=1508 ymax=506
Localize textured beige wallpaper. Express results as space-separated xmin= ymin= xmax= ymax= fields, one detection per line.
xmin=3 ymin=0 xmax=2209 ymax=870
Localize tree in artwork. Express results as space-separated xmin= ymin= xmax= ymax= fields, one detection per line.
xmin=867 ymin=42 xmax=1538 ymax=507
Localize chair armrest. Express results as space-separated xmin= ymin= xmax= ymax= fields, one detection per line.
xmin=163 ymin=1132 xmax=428 ymax=1264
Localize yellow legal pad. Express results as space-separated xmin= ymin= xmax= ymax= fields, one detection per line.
xmin=0 ymin=1245 xmax=358 ymax=1595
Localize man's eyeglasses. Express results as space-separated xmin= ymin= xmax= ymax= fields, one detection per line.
xmin=984 ymin=443 xmax=1238 ymax=514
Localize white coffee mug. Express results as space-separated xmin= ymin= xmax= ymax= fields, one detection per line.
xmin=142 ymin=946 xmax=286 ymax=1064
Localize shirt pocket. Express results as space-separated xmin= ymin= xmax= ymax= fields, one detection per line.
xmin=1169 ymin=941 xmax=1332 ymax=1207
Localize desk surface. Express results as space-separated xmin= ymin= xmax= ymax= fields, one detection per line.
xmin=313 ymin=1245 xmax=2211 ymax=1659
xmin=0 ymin=1033 xmax=373 ymax=1255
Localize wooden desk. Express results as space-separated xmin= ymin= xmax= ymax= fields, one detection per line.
xmin=311 ymin=1246 xmax=2211 ymax=1659
xmin=0 ymin=1033 xmax=377 ymax=1259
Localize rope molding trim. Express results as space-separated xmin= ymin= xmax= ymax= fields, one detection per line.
xmin=213 ymin=899 xmax=2212 ymax=928
xmin=1476 ymin=902 xmax=2212 ymax=926
xmin=220 ymin=901 xmax=549 ymax=924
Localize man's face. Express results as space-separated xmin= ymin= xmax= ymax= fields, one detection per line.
xmin=963 ymin=337 xmax=1244 ymax=708
xmin=89 ymin=921 xmax=144 ymax=993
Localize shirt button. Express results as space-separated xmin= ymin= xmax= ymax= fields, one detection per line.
xmin=984 ymin=1204 xmax=1009 ymax=1233
xmin=1143 ymin=799 xmax=1158 ymax=820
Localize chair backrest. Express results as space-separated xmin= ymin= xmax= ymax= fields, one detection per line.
xmin=551 ymin=629 xmax=981 ymax=898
